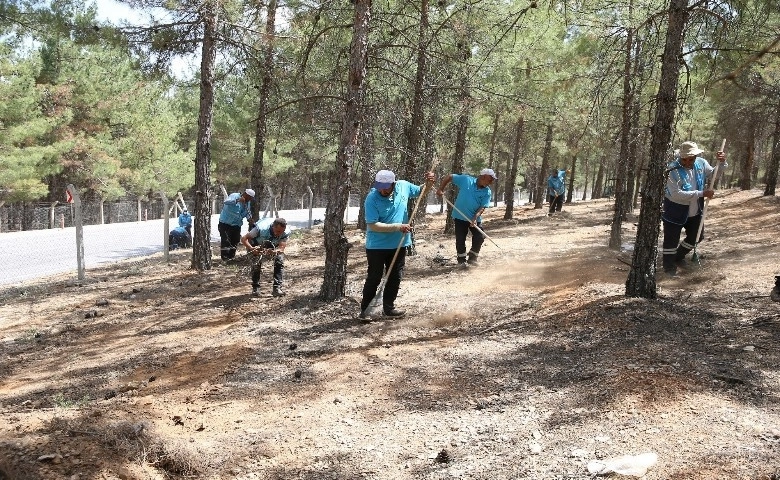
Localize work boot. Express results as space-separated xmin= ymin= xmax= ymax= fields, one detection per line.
xmin=272 ymin=287 xmax=286 ymax=297
xmin=384 ymin=308 xmax=405 ymax=317
xmin=251 ymin=285 xmax=260 ymax=297
xmin=772 ymin=277 xmax=780 ymax=302
xmin=467 ymin=252 xmax=479 ymax=266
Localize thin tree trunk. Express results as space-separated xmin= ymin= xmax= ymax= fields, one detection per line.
xmin=191 ymin=2 xmax=218 ymax=271
xmin=445 ymin=76 xmax=471 ymax=233
xmin=534 ymin=124 xmax=553 ymax=210
xmin=592 ymin=157 xmax=604 ymax=199
xmin=250 ymin=0 xmax=277 ymax=220
xmin=319 ymin=0 xmax=370 ymax=301
xmin=609 ymin=20 xmax=634 ymax=249
xmin=566 ymin=154 xmax=576 ymax=203
xmin=764 ymin=101 xmax=780 ymax=196
xmin=504 ymin=115 xmax=523 ymax=219
xmin=626 ymin=0 xmax=689 ymax=298
xmin=403 ymin=0 xmax=428 ymax=181
xmin=581 ymin=156 xmax=589 ymax=201
xmin=741 ymin=119 xmax=756 ymax=190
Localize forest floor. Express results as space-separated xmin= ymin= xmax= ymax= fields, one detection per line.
xmin=1 ymin=188 xmax=779 ymax=480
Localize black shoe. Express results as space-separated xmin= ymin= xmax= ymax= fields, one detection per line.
xmin=272 ymin=287 xmax=286 ymax=297
xmin=384 ymin=308 xmax=405 ymax=317
xmin=664 ymin=268 xmax=678 ymax=277
xmin=251 ymin=287 xmax=259 ymax=297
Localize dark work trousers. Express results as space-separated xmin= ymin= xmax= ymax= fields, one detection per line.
xmin=454 ymin=218 xmax=485 ymax=264
xmin=361 ymin=248 xmax=406 ymax=313
xmin=251 ymin=240 xmax=284 ymax=289
xmin=548 ymin=194 xmax=563 ymax=213
xmin=662 ymin=214 xmax=703 ymax=271
xmin=218 ymin=222 xmax=242 ymax=260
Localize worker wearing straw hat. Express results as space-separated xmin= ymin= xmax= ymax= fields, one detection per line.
xmin=661 ymin=141 xmax=726 ymax=276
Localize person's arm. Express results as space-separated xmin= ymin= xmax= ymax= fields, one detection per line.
xmin=436 ymin=174 xmax=453 ymax=196
xmin=368 ymin=222 xmax=411 ymax=233
xmin=666 ymin=170 xmax=702 ymax=203
xmin=240 ymin=231 xmax=256 ymax=251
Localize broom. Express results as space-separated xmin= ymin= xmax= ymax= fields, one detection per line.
xmin=691 ymin=138 xmax=726 ymax=264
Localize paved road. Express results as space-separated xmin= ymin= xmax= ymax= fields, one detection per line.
xmin=0 ymin=204 xmax=449 ymax=286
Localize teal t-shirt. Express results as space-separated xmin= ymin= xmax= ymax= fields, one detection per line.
xmin=365 ymin=180 xmax=422 ymax=249
xmin=452 ymin=174 xmax=492 ymax=222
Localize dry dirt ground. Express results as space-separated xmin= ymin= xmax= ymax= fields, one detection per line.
xmin=1 ymin=189 xmax=779 ymax=480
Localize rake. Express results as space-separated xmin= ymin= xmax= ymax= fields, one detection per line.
xmin=442 ymin=197 xmax=502 ymax=251
xmin=361 ymin=182 xmax=432 ymax=318
xmin=691 ymin=138 xmax=726 ymax=265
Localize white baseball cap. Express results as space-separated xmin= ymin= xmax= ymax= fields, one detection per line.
xmin=373 ymin=170 xmax=396 ymax=189
xmin=479 ymin=168 xmax=497 ymax=180
xmin=245 ymin=188 xmax=256 ymax=198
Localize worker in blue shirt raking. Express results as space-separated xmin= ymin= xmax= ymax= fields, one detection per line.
xmin=437 ymin=168 xmax=496 ymax=268
xmin=218 ymin=188 xmax=255 ymax=261
xmin=547 ymin=168 xmax=569 ymax=216
xmin=360 ymin=169 xmax=436 ymax=319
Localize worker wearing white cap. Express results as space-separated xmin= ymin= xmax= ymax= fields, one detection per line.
xmin=218 ymin=188 xmax=256 ymax=261
xmin=436 ymin=168 xmax=496 ymax=267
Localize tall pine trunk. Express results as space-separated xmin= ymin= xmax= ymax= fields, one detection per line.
xmin=764 ymin=101 xmax=780 ymax=196
xmin=609 ymin=20 xmax=634 ymax=249
xmin=250 ymin=0 xmax=277 ymax=220
xmin=626 ymin=0 xmax=690 ymax=298
xmin=504 ymin=115 xmax=523 ymax=219
xmin=534 ymin=124 xmax=553 ymax=210
xmin=319 ymin=0 xmax=370 ymax=301
xmin=191 ymin=2 xmax=218 ymax=271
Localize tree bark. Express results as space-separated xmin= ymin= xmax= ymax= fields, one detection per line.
xmin=610 ymin=21 xmax=634 ymax=250
xmin=504 ymin=115 xmax=523 ymax=219
xmin=191 ymin=2 xmax=218 ymax=271
xmin=740 ymin=119 xmax=756 ymax=190
xmin=626 ymin=0 xmax=689 ymax=298
xmin=764 ymin=100 xmax=780 ymax=196
xmin=250 ymin=0 xmax=277 ymax=220
xmin=319 ymin=0 xmax=370 ymax=301
xmin=444 ymin=75 xmax=470 ymax=234
xmin=534 ymin=124 xmax=553 ymax=210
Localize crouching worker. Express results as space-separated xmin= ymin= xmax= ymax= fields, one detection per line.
xmin=169 ymin=225 xmax=192 ymax=250
xmin=241 ymin=218 xmax=290 ymax=297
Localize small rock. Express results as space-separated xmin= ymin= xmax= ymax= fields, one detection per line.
xmin=434 ymin=449 xmax=450 ymax=463
xmin=294 ymin=369 xmax=302 ymax=379
xmin=95 ymin=299 xmax=109 ymax=306
xmin=104 ymin=390 xmax=117 ymax=400
xmin=289 ymin=343 xmax=297 ymax=350
xmin=37 ymin=453 xmax=63 ymax=463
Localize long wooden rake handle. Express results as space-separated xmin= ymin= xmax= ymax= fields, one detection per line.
xmin=442 ymin=197 xmax=502 ymax=250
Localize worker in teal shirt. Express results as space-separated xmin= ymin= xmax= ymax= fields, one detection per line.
xmin=360 ymin=169 xmax=435 ymax=319
xmin=437 ymin=168 xmax=496 ymax=267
